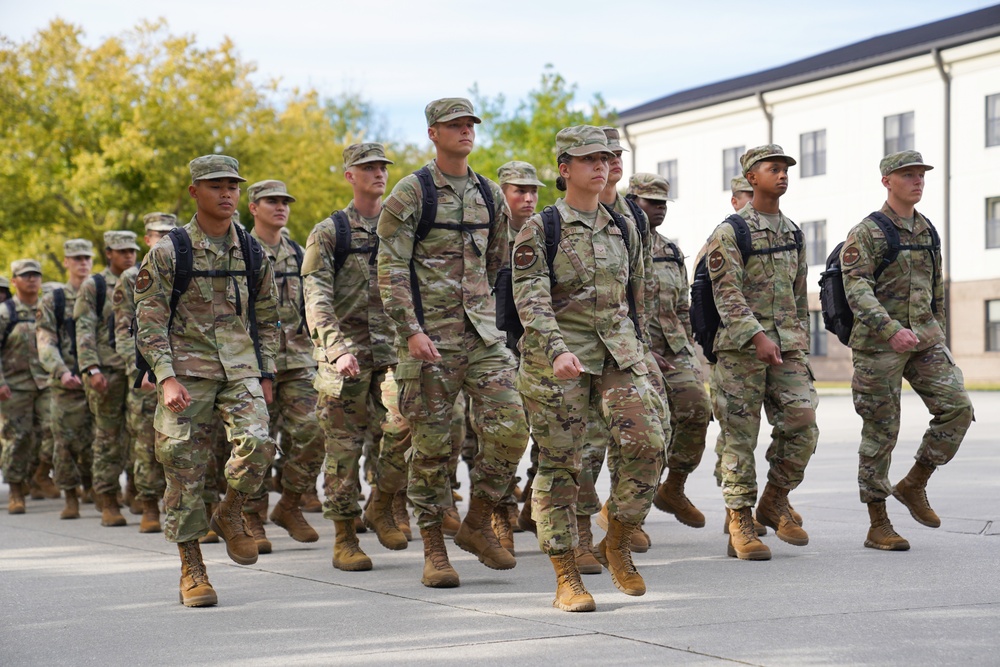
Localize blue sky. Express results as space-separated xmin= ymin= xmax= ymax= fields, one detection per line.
xmin=3 ymin=1 xmax=997 ymax=144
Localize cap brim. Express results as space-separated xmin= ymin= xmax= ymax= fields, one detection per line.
xmin=251 ymin=189 xmax=297 ymax=203
xmin=349 ymin=156 xmax=395 ymax=167
xmin=195 ymin=172 xmax=248 ymax=182
xmin=607 ymin=145 xmax=629 ymax=153
xmin=890 ymin=162 xmax=934 ymax=173
xmin=502 ymin=179 xmax=546 ymax=187
xmin=145 ymin=224 xmax=176 ymax=232
xmin=64 ymin=252 xmax=94 ymax=258
xmin=566 ymin=145 xmax=615 ymax=157
xmin=109 ymin=244 xmax=141 ymax=251
xmin=14 ymin=271 xmax=42 ymax=277
xmin=434 ymin=112 xmax=483 ymax=125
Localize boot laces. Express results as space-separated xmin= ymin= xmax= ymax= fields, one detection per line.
xmin=738 ymin=509 xmax=758 ymax=542
xmin=181 ymin=543 xmax=209 ymax=585
xmin=617 ymin=525 xmax=639 ymax=575
xmin=479 ymin=505 xmax=503 ymax=549
xmin=493 ymin=508 xmax=513 ymax=542
xmin=392 ymin=493 xmax=409 ymax=527
xmin=557 ymin=554 xmax=588 ymax=595
xmin=425 ymin=529 xmax=451 ymax=570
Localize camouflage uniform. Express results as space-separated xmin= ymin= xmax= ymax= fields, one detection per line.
xmin=37 ymin=242 xmax=95 ymax=492
xmin=135 ymin=204 xmax=280 ymax=544
xmin=842 ymin=155 xmax=973 ymax=504
xmin=1 ymin=264 xmax=49 ymax=488
xmin=512 ymin=185 xmax=665 ymax=555
xmin=705 ymin=148 xmax=818 ymax=510
xmin=76 ymin=231 xmax=139 ymax=497
xmin=377 ymin=157 xmax=528 ymax=528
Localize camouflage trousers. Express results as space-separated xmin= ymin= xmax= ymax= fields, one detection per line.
xmin=85 ymin=368 xmax=129 ymax=496
xmin=521 ymin=354 xmax=665 ymax=555
xmin=852 ymin=344 xmax=973 ymax=503
xmin=51 ymin=386 xmax=94 ymax=491
xmin=34 ymin=389 xmax=54 ymax=467
xmin=714 ymin=348 xmax=818 ymax=509
xmin=202 ymin=422 xmax=230 ymax=506
xmin=154 ymin=376 xmax=275 ymax=544
xmin=1 ymin=387 xmax=46 ymax=484
xmin=661 ymin=348 xmax=711 ymax=475
xmin=317 ymin=364 xmax=410 ymax=520
xmin=126 ymin=387 xmax=164 ymax=500
xmin=397 ymin=331 xmax=527 ymax=529
xmin=449 ymin=390 xmax=521 ymax=503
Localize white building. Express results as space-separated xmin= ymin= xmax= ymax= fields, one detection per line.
xmin=619 ymin=5 xmax=1000 ymax=383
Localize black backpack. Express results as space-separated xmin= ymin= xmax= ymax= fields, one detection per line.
xmin=1 ymin=299 xmax=20 ymax=349
xmin=494 ymin=203 xmax=642 ymax=351
xmin=270 ymin=235 xmax=309 ymax=336
xmin=52 ymin=288 xmax=79 ymax=375
xmin=409 ymin=166 xmax=496 ymax=327
xmin=133 ymin=224 xmax=266 ymax=387
xmin=691 ymin=214 xmax=804 ymax=363
xmin=818 ymin=211 xmax=940 ymax=346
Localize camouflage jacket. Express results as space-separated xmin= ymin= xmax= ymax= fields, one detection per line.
xmin=112 ymin=266 xmax=141 ymax=383
xmin=36 ymin=282 xmax=82 ymax=386
xmin=303 ymin=202 xmax=396 ymax=393
xmin=0 ymin=296 xmax=47 ymax=390
xmin=252 ymin=230 xmax=316 ymax=372
xmin=512 ymin=198 xmax=646 ymax=379
xmin=705 ymin=203 xmax=808 ymax=352
xmin=74 ymin=267 xmax=124 ymax=371
xmin=134 ymin=217 xmax=280 ymax=383
xmin=648 ymin=233 xmax=694 ymax=356
xmin=841 ymin=202 xmax=945 ymax=352
xmin=377 ymin=160 xmax=510 ymax=351
xmin=611 ymin=194 xmax=654 ymax=339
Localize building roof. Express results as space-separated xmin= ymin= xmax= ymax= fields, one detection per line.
xmin=619 ymin=5 xmax=1000 ymax=126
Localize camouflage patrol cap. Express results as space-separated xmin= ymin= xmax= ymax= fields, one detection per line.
xmin=497 ymin=161 xmax=545 ymax=187
xmin=730 ymin=175 xmax=753 ymax=195
xmin=104 ymin=230 xmax=140 ymax=251
xmin=143 ymin=212 xmax=178 ymax=233
xmin=11 ymin=259 xmax=42 ymax=276
xmin=880 ymin=150 xmax=934 ymax=177
xmin=740 ymin=144 xmax=797 ymax=176
xmin=425 ymin=98 xmax=482 ymax=126
xmin=601 ymin=127 xmax=629 ymax=153
xmin=189 ymin=154 xmax=246 ymax=182
xmin=556 ymin=125 xmax=614 ymax=157
xmin=627 ymin=173 xmax=671 ymax=201
xmin=343 ymin=143 xmax=394 ymax=169
xmin=63 ymin=238 xmax=94 ymax=258
xmin=248 ymin=180 xmax=297 ymax=203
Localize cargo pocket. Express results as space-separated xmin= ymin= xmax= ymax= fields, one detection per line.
xmin=395 ymin=359 xmax=427 ymax=423
xmin=851 ymin=370 xmax=889 ymax=458
xmin=514 ymin=354 xmax=565 ymax=407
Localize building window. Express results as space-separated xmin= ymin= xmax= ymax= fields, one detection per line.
xmin=658 ymin=159 xmax=678 ymax=198
xmin=802 ymin=220 xmax=827 ymax=265
xmin=987 ymin=197 xmax=1000 ymax=249
xmin=884 ymin=112 xmax=914 ymax=155
xmin=722 ymin=146 xmax=744 ymax=190
xmin=800 ymin=130 xmax=826 ymax=177
xmin=988 ymin=301 xmax=1000 ymax=352
xmin=809 ymin=311 xmax=827 ymax=357
xmin=988 ymin=94 xmax=1000 ymax=147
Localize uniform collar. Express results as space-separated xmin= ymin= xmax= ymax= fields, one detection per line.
xmin=881 ymin=201 xmax=928 ymax=235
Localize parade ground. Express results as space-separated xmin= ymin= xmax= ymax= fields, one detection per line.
xmin=1 ymin=391 xmax=997 ymax=666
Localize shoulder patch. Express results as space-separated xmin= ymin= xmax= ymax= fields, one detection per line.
xmin=513 ymin=245 xmax=537 ymax=270
xmin=134 ymin=268 xmax=153 ymax=293
xmin=113 ymin=289 xmax=124 ymax=305
xmin=708 ymin=250 xmax=726 ymax=273
xmin=841 ymin=245 xmax=861 ymax=267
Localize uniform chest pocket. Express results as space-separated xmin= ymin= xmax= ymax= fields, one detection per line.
xmin=746 ymin=236 xmax=775 ymax=282
xmin=554 ymin=228 xmax=593 ymax=288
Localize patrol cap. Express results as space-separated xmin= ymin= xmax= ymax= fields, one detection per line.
xmin=601 ymin=127 xmax=629 ymax=153
xmin=880 ymin=150 xmax=934 ymax=177
xmin=627 ymin=173 xmax=671 ymax=201
xmin=143 ymin=212 xmax=178 ymax=233
xmin=497 ymin=161 xmax=545 ymax=188
xmin=11 ymin=259 xmax=42 ymax=276
xmin=343 ymin=143 xmax=394 ymax=169
xmin=556 ymin=125 xmax=615 ymax=157
xmin=189 ymin=154 xmax=246 ymax=183
xmin=63 ymin=238 xmax=94 ymax=258
xmin=248 ymin=180 xmax=297 ymax=203
xmin=104 ymin=230 xmax=140 ymax=251
xmin=425 ymin=97 xmax=482 ymax=126
xmin=740 ymin=144 xmax=797 ymax=176
xmin=730 ymin=175 xmax=753 ymax=195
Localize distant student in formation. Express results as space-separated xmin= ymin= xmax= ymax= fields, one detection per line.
xmin=840 ymin=150 xmax=973 ymax=551
xmin=703 ymin=145 xmax=817 ymax=561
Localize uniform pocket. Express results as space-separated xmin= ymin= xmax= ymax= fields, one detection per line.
xmin=395 ymin=359 xmax=427 ymax=422
xmin=514 ymin=354 xmax=564 ymax=406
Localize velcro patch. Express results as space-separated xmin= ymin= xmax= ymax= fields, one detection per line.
xmin=134 ymin=269 xmax=153 ymax=293
xmin=708 ymin=250 xmax=726 ymax=273
xmin=513 ymin=245 xmax=537 ymax=270
xmin=841 ymin=245 xmax=861 ymax=267
xmin=113 ymin=290 xmax=124 ymax=305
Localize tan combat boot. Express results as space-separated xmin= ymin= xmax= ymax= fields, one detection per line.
xmin=865 ymin=501 xmax=910 ymax=551
xmin=33 ymin=462 xmax=61 ymax=499
xmin=332 ymin=518 xmax=372 ymax=571
xmin=517 ymin=487 xmax=537 ymax=534
xmin=550 ymin=551 xmax=596 ymax=612
xmin=61 ymin=488 xmax=80 ymax=520
xmin=491 ymin=504 xmax=516 ymax=556
xmin=244 ymin=499 xmax=272 ymax=555
xmin=442 ymin=505 xmax=461 ymax=537
xmin=727 ymin=506 xmax=771 ymax=560
xmin=756 ymin=482 xmax=808 ymax=546
xmin=596 ymin=515 xmax=646 ymax=596
xmin=8 ymin=482 xmax=26 ymax=514
xmin=363 ymin=487 xmax=407 ymax=550
xmin=574 ymin=514 xmax=603 ymax=575
xmin=420 ymin=525 xmax=460 ymax=588
xmin=392 ymin=490 xmax=413 ymax=541
xmin=272 ymin=491 xmax=320 ymax=543
xmin=177 ymin=541 xmax=218 ymax=607
xmin=299 ymin=490 xmax=322 ymax=513
xmin=652 ymin=470 xmax=706 ymax=528
xmin=210 ymin=487 xmax=259 ymax=565
xmin=125 ymin=478 xmax=142 ymax=515
xmin=455 ymin=495 xmax=516 ymax=570
xmin=199 ymin=503 xmax=220 ymax=543
xmin=596 ymin=501 xmax=648 ymax=552
xmin=507 ymin=503 xmax=523 ymax=533
xmin=139 ymin=498 xmax=162 ymax=534
xmin=724 ymin=507 xmax=767 ymax=536
xmin=100 ymin=492 xmax=127 ymax=527
xmin=892 ymin=461 xmax=940 ymax=527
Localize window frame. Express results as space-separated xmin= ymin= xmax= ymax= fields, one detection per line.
xmin=884 ymin=112 xmax=915 ymax=155
xmin=722 ymin=146 xmax=744 ymax=190
xmin=800 ymin=130 xmax=826 ymax=178
xmin=658 ymin=159 xmax=678 ymax=198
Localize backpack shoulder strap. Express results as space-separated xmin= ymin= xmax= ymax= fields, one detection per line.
xmin=93 ymin=273 xmax=107 ymax=321
xmin=331 ymin=210 xmax=352 ymax=273
xmin=1 ymin=299 xmax=17 ymax=349
xmin=601 ymin=203 xmax=632 ymax=255
xmin=623 ymin=196 xmax=648 ymax=240
xmin=540 ymin=206 xmax=561 ymax=285
xmin=868 ymin=211 xmax=901 ymax=281
xmin=54 ymin=288 xmax=65 ymax=333
xmin=167 ymin=227 xmax=193 ymax=330
xmin=723 ymin=214 xmax=753 ymax=265
xmin=473 ymin=173 xmax=496 ymax=229
xmin=414 ymin=166 xmax=437 ymax=243
xmin=233 ymin=223 xmax=265 ymax=374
